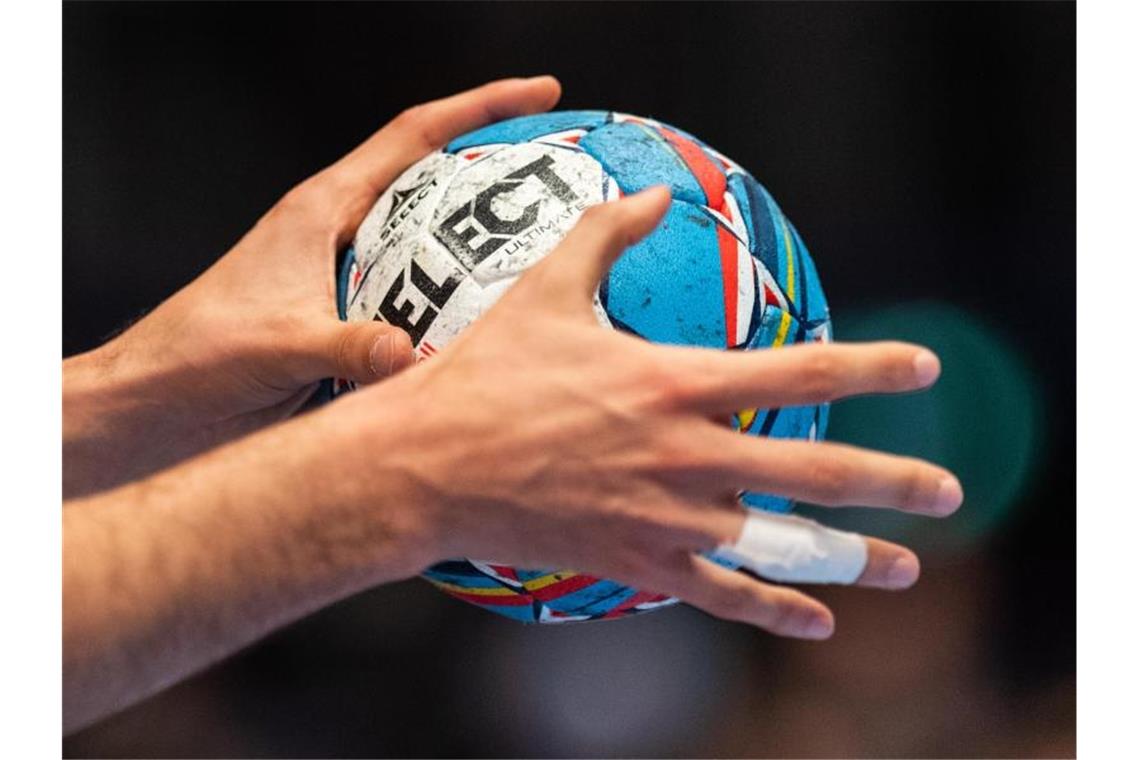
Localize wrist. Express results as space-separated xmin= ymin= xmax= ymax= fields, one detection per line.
xmin=295 ymin=388 xmax=446 ymax=580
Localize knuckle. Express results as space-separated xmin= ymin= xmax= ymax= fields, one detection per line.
xmin=637 ymin=360 xmax=702 ymax=411
xmin=393 ymin=104 xmax=442 ymax=149
xmin=598 ymin=497 xmax=657 ymax=536
xmin=648 ymin=372 xmax=688 ymax=410
xmin=714 ymin=583 xmax=756 ymax=621
xmin=579 ymin=202 xmax=616 ymax=230
xmin=394 ymin=103 xmax=428 ymax=130
xmin=660 ymin=373 xmax=706 ymax=409
xmin=607 ymin=547 xmax=652 ymax=584
xmin=274 ymin=181 xmax=318 ymax=216
xmin=899 ymin=465 xmax=934 ymax=510
xmin=651 ymin=510 xmax=710 ymax=546
xmin=309 ymin=169 xmax=358 ymax=203
xmin=803 ymin=350 xmax=844 ymax=398
xmin=687 ymin=524 xmax=725 ymax=553
xmin=649 ymin=433 xmax=714 ymax=478
xmin=616 ymin=502 xmax=657 ymax=531
xmin=652 ymin=549 xmax=692 ymax=578
xmin=254 ymin=313 xmax=313 ymax=362
xmin=765 ymin=597 xmax=805 ymax=633
xmin=333 ymin=327 xmax=361 ymax=376
xmin=811 ymin=457 xmax=852 ymax=504
xmin=263 ymin=310 xmax=307 ymax=337
xmin=272 ymin=178 xmax=337 ymax=231
xmin=877 ymin=343 xmax=916 ymax=386
xmin=596 ymin=204 xmax=636 ymax=242
xmin=388 ymin=328 xmax=414 ymax=362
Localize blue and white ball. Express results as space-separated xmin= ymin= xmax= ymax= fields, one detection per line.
xmin=335 ymin=110 xmax=830 ymax=623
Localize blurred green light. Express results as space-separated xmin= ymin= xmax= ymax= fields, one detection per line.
xmin=798 ymin=302 xmax=1042 ymax=556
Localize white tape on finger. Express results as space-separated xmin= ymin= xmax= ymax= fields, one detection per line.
xmin=712 ymin=511 xmax=868 ymax=585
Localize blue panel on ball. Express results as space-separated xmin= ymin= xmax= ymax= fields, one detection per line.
xmin=445 ymin=110 xmax=611 ymax=152
xmin=816 ymin=397 xmax=831 ymax=441
xmin=547 ymin=580 xmax=637 ymax=617
xmin=579 ymin=122 xmax=706 ymax=204
xmin=605 ymin=200 xmax=728 ymax=348
xmin=478 ymin=604 xmax=539 ymax=623
xmin=741 ymin=491 xmax=795 ymax=513
xmin=766 ymin=401 xmax=822 ymax=444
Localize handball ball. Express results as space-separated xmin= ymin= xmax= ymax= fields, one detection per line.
xmin=335 ymin=111 xmax=831 ymax=623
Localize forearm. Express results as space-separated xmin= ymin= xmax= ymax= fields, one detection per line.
xmin=63 ymin=338 xmax=200 ymax=497
xmin=63 ymin=402 xmax=435 ymax=733
xmin=62 ymin=327 xmax=315 ymax=498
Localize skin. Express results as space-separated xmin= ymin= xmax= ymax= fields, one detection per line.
xmin=63 ymin=77 xmax=564 ymax=497
xmin=62 ymin=77 xmax=963 ymax=734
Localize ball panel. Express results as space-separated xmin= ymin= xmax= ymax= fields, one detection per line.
xmin=729 ymin=177 xmax=829 ymax=333
xmin=353 ymin=152 xmax=458 ymax=266
xmin=402 ymin=236 xmax=487 ymax=357
xmin=726 ymin=175 xmax=774 ymax=279
xmin=605 ymin=199 xmax=733 ymax=349
xmin=578 ymin=121 xmax=708 ymax=205
xmin=544 ymin=580 xmax=640 ymax=617
xmin=345 ymin=142 xmax=611 ymax=364
xmin=343 ymin=152 xmax=460 ymax=327
xmin=421 ymin=562 xmax=541 ymax=623
xmin=432 ymin=143 xmax=605 ymax=287
xmin=445 ymin=110 xmax=611 ymax=152
xmin=734 ymin=308 xmax=832 ymax=512
xmin=422 ymin=560 xmax=677 ymax=625
xmin=787 ymin=220 xmax=830 ymax=327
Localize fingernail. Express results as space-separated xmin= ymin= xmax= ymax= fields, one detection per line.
xmin=803 ymin=616 xmax=834 ymax=640
xmin=913 ymin=349 xmax=941 ymax=386
xmin=933 ymin=476 xmax=964 ymax=514
xmin=885 ymin=553 xmax=920 ymax=589
xmin=368 ymin=334 xmax=396 ymax=377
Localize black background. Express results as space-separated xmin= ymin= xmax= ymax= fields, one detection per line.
xmin=64 ymin=2 xmax=1074 ymax=757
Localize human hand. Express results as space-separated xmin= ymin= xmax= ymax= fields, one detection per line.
xmin=61 ymin=186 xmax=961 ymax=730
xmin=62 ymin=77 xmax=563 ymax=496
xmin=327 ymin=186 xmax=964 ymax=639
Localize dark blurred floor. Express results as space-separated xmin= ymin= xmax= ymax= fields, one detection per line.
xmin=63 ymin=2 xmax=1074 ymax=757
xmin=62 ymin=559 xmax=1075 ymax=758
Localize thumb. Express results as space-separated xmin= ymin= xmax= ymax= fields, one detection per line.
xmin=293 ymin=320 xmax=416 ymax=385
xmin=533 ymin=185 xmax=671 ymax=305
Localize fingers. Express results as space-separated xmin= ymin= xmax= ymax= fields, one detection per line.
xmin=704 ymin=433 xmax=963 ymax=515
xmin=857 ymin=538 xmax=921 ymax=590
xmin=663 ymin=340 xmax=942 ymax=413
xmin=713 ymin=510 xmax=868 ymax=585
xmin=646 ymin=552 xmax=835 ymax=639
xmin=605 ymin=494 xmax=921 ymax=637
xmin=287 ymin=320 xmax=416 ymax=385
xmin=630 ymin=502 xmax=920 ymax=638
xmin=527 ymin=186 xmax=672 ymax=306
xmin=331 ymin=76 xmax=562 ymax=198
xmin=711 ymin=509 xmax=920 ymax=589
